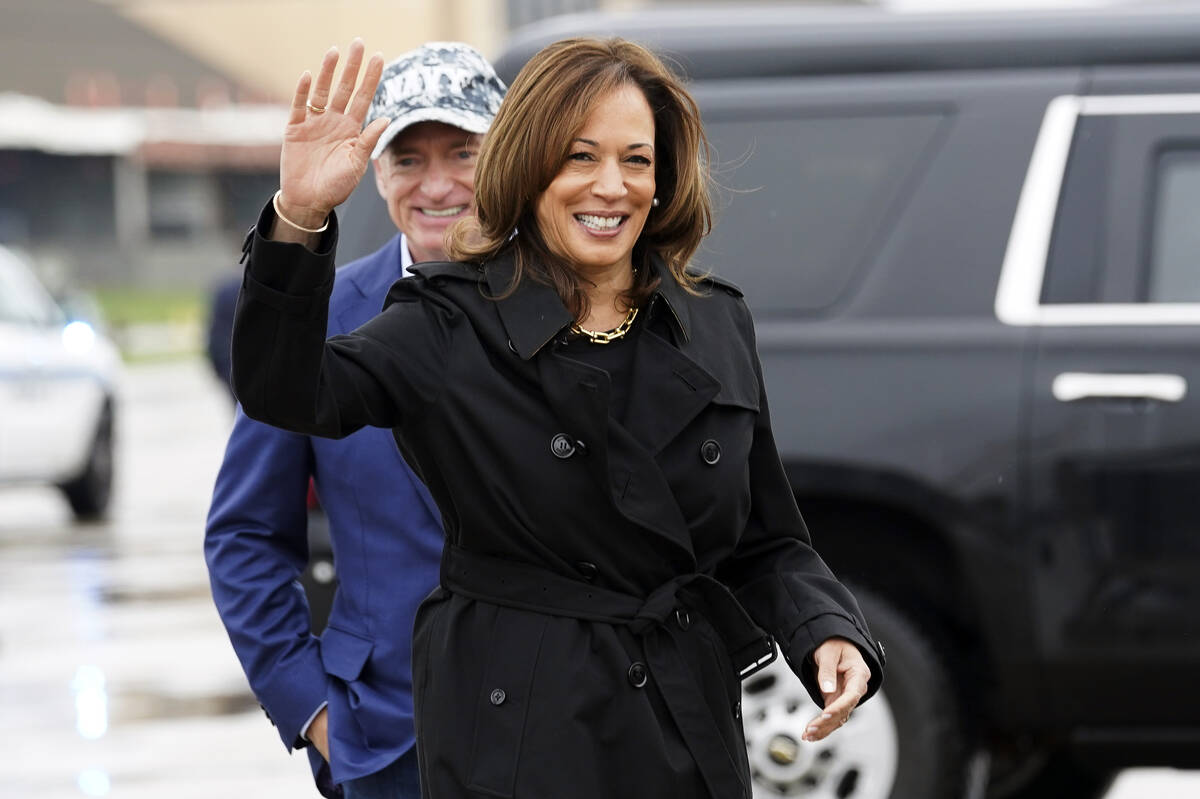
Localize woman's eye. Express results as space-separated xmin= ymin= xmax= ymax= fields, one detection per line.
xmin=457 ymin=149 xmax=478 ymax=161
xmin=627 ymin=155 xmax=652 ymax=166
xmin=396 ymin=158 xmax=419 ymax=168
xmin=568 ymin=151 xmax=594 ymax=162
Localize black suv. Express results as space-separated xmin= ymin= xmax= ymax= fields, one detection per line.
xmin=334 ymin=6 xmax=1200 ymax=798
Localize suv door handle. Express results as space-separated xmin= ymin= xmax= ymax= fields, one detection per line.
xmin=1052 ymin=372 xmax=1188 ymax=403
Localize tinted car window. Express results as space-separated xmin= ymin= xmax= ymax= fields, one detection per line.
xmin=1041 ymin=115 xmax=1113 ymax=304
xmin=1148 ymin=147 xmax=1200 ymax=302
xmin=700 ymin=112 xmax=943 ymax=314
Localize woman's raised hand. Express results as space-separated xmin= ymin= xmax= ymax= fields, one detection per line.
xmin=277 ymin=39 xmax=390 ymax=229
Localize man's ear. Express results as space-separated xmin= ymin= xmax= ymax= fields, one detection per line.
xmin=373 ymin=159 xmax=386 ymax=200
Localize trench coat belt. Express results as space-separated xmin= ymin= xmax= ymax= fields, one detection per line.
xmin=442 ymin=545 xmax=777 ymax=799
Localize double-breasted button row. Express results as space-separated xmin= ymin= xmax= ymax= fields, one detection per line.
xmin=490 ymin=688 xmax=507 ymax=706
xmin=700 ymin=439 xmax=721 ymax=465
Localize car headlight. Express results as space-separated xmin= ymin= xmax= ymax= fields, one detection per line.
xmin=62 ymin=320 xmax=96 ymax=353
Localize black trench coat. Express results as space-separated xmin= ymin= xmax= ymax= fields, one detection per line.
xmin=232 ymin=203 xmax=884 ymax=799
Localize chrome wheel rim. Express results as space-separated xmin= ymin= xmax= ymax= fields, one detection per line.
xmin=742 ymin=656 xmax=898 ymax=798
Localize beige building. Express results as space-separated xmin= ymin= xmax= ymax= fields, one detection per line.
xmin=0 ymin=0 xmax=592 ymax=291
xmin=103 ymin=0 xmax=816 ymax=103
xmin=1 ymin=0 xmax=810 ymax=293
xmin=110 ymin=0 xmax=512 ymax=104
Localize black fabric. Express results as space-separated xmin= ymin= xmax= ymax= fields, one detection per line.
xmin=441 ymin=545 xmax=761 ymax=799
xmin=558 ymin=308 xmax=643 ymax=421
xmin=233 ymin=200 xmax=884 ymax=799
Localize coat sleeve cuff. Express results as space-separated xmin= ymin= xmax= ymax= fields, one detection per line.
xmin=299 ymin=700 xmax=329 ymax=742
xmin=254 ymin=649 xmax=332 ymax=752
xmin=782 ymin=611 xmax=885 ymax=709
xmin=240 ymin=197 xmax=338 ymax=317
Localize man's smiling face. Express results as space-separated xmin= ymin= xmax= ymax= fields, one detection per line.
xmin=373 ymin=121 xmax=479 ymax=263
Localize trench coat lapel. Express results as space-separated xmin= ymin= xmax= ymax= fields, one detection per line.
xmin=484 ymin=252 xmax=724 ymax=563
xmin=524 ymin=335 xmax=697 ymax=562
xmin=622 ymin=325 xmax=719 ymax=456
xmin=595 ymin=314 xmax=716 ymax=566
xmin=484 ymin=255 xmax=573 ymax=360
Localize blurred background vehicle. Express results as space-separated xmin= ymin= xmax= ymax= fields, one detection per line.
xmin=0 ymin=244 xmax=120 ymax=521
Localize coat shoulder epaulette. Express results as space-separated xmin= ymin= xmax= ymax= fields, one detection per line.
xmin=692 ymin=271 xmax=744 ymax=299
xmin=409 ymin=261 xmax=485 ymax=283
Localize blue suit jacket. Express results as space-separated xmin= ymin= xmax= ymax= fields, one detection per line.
xmin=205 ymin=233 xmax=443 ymax=791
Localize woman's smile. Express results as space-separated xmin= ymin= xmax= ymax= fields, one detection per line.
xmin=574 ymin=211 xmax=628 ymax=235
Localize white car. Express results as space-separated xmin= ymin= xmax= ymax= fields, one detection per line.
xmin=0 ymin=245 xmax=121 ymax=520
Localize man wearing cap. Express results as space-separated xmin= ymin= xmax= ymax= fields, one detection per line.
xmin=205 ymin=42 xmax=505 ymax=799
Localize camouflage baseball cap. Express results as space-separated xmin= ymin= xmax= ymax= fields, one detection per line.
xmin=366 ymin=42 xmax=506 ymax=161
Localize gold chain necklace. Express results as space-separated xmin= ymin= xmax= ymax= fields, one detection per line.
xmin=570 ymin=306 xmax=639 ymax=344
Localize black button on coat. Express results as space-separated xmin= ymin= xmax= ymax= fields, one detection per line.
xmin=232 ymin=205 xmax=884 ymax=799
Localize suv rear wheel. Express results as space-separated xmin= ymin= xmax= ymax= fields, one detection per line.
xmin=59 ymin=403 xmax=114 ymax=522
xmin=742 ymin=585 xmax=970 ymax=798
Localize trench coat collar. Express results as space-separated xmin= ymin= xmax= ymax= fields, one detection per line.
xmin=485 ymin=250 xmax=692 ymax=360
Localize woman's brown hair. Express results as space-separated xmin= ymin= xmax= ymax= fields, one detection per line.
xmin=446 ymin=37 xmax=713 ymax=319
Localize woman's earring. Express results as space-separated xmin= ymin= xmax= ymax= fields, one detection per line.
xmin=652 ymin=197 xmax=660 ymax=207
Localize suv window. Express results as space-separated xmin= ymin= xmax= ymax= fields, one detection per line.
xmin=1148 ymin=147 xmax=1200 ymax=302
xmin=999 ymin=97 xmax=1200 ymax=325
xmin=701 ymin=111 xmax=943 ymax=314
xmin=1041 ymin=115 xmax=1112 ymax=305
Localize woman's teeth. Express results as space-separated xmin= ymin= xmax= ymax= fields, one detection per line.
xmin=421 ymin=205 xmax=466 ymax=218
xmin=576 ymin=214 xmax=623 ymax=230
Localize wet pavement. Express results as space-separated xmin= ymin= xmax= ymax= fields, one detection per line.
xmin=0 ymin=357 xmax=1195 ymax=798
xmin=1 ymin=359 xmax=312 ymax=799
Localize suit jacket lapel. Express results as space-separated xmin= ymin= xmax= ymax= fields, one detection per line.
xmin=333 ymin=234 xmax=406 ymax=333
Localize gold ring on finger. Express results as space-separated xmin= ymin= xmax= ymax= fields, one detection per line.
xmin=307 ymin=103 xmax=327 ymax=114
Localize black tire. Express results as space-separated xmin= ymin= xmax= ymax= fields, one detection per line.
xmin=59 ymin=403 xmax=114 ymax=522
xmin=854 ymin=585 xmax=972 ymax=799
xmin=987 ymin=748 xmax=1116 ymax=799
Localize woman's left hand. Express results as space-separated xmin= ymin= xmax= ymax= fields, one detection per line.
xmin=802 ymin=636 xmax=872 ymax=742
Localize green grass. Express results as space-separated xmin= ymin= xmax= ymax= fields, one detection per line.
xmin=90 ymin=287 xmax=207 ymax=362
xmin=92 ymin=287 xmax=205 ymax=327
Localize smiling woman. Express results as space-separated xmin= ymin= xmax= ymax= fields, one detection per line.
xmin=447 ymin=37 xmax=713 ymax=327
xmin=534 ymin=84 xmax=657 ymax=329
xmin=232 ymin=35 xmax=885 ymax=799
